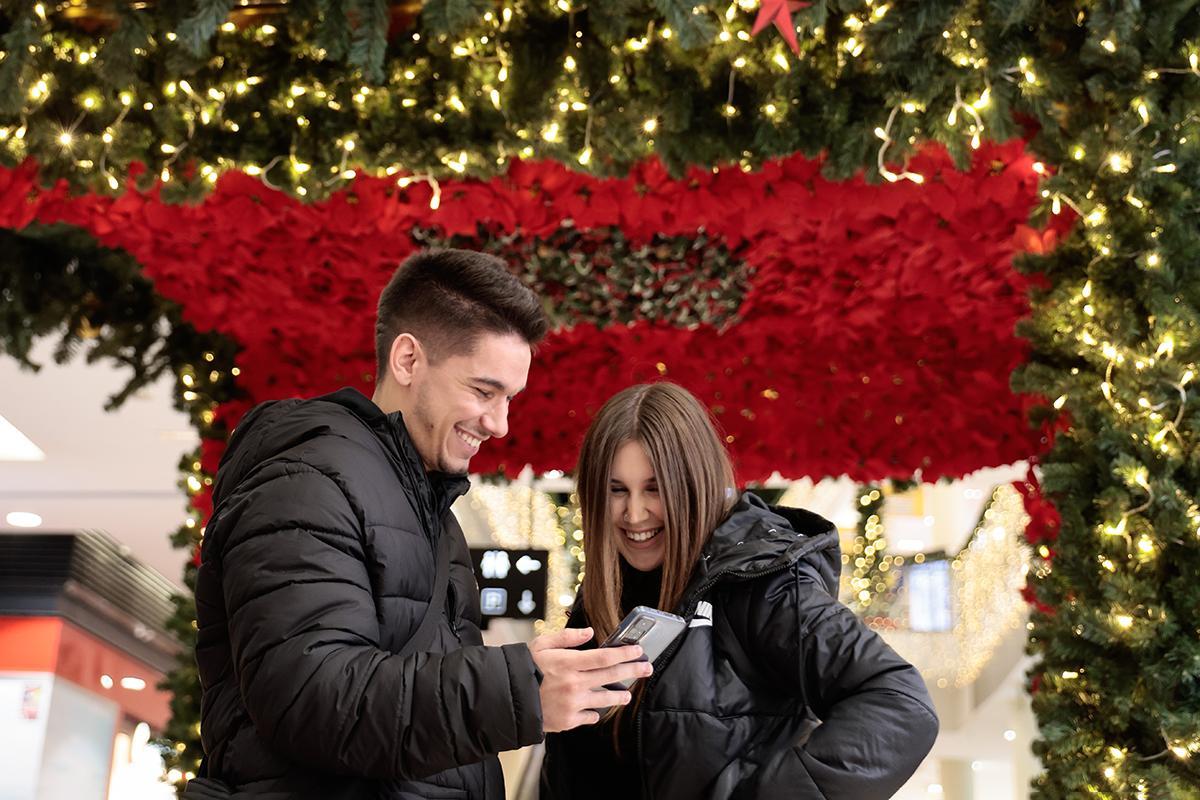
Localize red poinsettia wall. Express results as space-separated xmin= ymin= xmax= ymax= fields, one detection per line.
xmin=0 ymin=139 xmax=1068 ymax=489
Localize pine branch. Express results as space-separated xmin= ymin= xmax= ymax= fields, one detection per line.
xmin=419 ymin=0 xmax=493 ymax=38
xmin=650 ymin=0 xmax=716 ymax=50
xmin=178 ymin=0 xmax=239 ymax=57
xmin=0 ymin=15 xmax=38 ymax=116
xmin=348 ymin=0 xmax=389 ymax=84
xmin=94 ymin=9 xmax=151 ymax=89
xmin=315 ymin=0 xmax=351 ymax=61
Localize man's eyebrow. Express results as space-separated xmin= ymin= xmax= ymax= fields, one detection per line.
xmin=470 ymin=376 xmax=525 ymax=396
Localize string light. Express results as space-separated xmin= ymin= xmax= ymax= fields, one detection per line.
xmin=877 ymin=485 xmax=1031 ymax=687
xmin=875 ymin=105 xmax=925 ymax=184
xmin=848 ymin=484 xmax=893 ymax=613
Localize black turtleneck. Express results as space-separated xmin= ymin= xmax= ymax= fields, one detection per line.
xmin=619 ymin=558 xmax=664 ymax=616
xmin=554 ymin=558 xmax=663 ymax=800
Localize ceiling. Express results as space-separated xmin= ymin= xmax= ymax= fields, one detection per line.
xmin=0 ymin=339 xmax=197 ymax=588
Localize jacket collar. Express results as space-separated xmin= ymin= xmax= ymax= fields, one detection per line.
xmin=314 ymin=388 xmax=469 ymax=523
xmin=684 ymin=492 xmax=841 ymax=601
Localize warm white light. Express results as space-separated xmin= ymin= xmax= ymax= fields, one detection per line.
xmin=5 ymin=512 xmax=42 ymax=528
xmin=0 ymin=414 xmax=45 ymax=461
xmin=132 ymin=722 xmax=151 ymax=750
xmin=120 ymin=677 xmax=147 ymax=691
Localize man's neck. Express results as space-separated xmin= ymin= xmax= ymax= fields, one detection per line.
xmin=371 ymin=382 xmax=405 ymax=416
xmin=371 ymin=383 xmax=437 ymax=473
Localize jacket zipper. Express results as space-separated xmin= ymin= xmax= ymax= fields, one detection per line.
xmin=446 ymin=581 xmax=461 ymax=641
xmin=635 ymin=558 xmax=797 ymax=798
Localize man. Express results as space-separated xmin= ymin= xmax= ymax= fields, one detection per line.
xmin=192 ymin=249 xmax=649 ymax=799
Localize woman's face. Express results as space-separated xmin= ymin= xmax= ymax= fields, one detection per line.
xmin=608 ymin=440 xmax=666 ymax=572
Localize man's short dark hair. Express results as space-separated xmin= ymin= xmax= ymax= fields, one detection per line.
xmin=375 ymin=249 xmax=549 ymax=381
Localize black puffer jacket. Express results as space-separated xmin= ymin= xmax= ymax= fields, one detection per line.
xmin=542 ymin=494 xmax=938 ymax=799
xmin=195 ymin=388 xmax=543 ymax=799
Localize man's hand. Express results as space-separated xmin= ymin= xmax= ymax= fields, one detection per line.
xmin=529 ymin=627 xmax=654 ymax=733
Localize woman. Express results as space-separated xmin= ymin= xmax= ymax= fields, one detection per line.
xmin=540 ymin=382 xmax=938 ymax=799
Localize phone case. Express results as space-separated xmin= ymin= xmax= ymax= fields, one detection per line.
xmin=600 ymin=606 xmax=687 ymax=689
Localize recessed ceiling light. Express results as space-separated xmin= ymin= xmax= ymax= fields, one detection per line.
xmin=0 ymin=414 xmax=45 ymax=461
xmin=6 ymin=511 xmax=42 ymax=528
xmin=120 ymin=677 xmax=147 ymax=691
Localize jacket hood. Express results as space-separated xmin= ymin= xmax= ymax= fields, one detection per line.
xmin=213 ymin=388 xmax=468 ymax=525
xmin=685 ymin=492 xmax=841 ymax=600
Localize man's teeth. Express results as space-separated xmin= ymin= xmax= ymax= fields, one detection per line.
xmin=625 ymin=528 xmax=662 ymax=543
xmin=457 ymin=429 xmax=481 ymax=448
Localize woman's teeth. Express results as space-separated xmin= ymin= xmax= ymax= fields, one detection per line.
xmin=624 ymin=527 xmax=662 ymax=543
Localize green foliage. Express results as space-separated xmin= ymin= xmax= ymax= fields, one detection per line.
xmin=348 ymin=0 xmax=391 ymax=83
xmin=178 ymin=0 xmax=238 ymax=57
xmin=0 ymin=222 xmax=240 ymax=791
xmin=847 ymin=483 xmax=895 ymax=615
xmin=0 ymin=1 xmax=1008 ymax=197
xmin=414 ymin=224 xmax=753 ymax=331
xmin=1003 ymin=0 xmax=1200 ymax=793
xmin=420 ymin=0 xmax=493 ymax=37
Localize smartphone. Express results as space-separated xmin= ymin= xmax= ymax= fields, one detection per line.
xmin=600 ymin=606 xmax=687 ymax=689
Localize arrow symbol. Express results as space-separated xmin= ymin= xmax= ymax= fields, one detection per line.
xmin=516 ymin=555 xmax=542 ymax=575
xmin=517 ymin=590 xmax=536 ymax=615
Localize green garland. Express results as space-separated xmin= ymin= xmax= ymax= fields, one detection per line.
xmin=0 ymin=222 xmax=240 ymax=788
xmin=847 ymin=483 xmax=892 ymax=615
xmin=414 ymin=224 xmax=753 ymax=330
xmin=1001 ymin=3 xmax=1200 ymax=795
xmin=846 ymin=478 xmax=918 ymax=616
xmin=0 ymin=0 xmax=1022 ymax=199
xmin=2 ymin=1 xmax=1199 ymax=795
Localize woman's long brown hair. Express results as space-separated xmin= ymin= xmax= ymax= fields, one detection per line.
xmin=576 ymin=382 xmax=736 ymax=729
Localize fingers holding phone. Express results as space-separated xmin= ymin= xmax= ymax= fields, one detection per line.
xmin=530 ymin=628 xmax=653 ymax=732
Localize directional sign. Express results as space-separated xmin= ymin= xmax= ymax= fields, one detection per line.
xmin=469 ymin=547 xmax=549 ymax=629
xmin=517 ymin=590 xmax=536 ymax=615
xmin=480 ymin=550 xmax=511 ymax=580
xmin=515 ymin=555 xmax=542 ymax=575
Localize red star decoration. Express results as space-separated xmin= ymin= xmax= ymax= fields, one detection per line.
xmin=751 ymin=0 xmax=809 ymax=56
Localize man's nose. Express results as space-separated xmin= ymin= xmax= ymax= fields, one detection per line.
xmin=481 ymin=402 xmax=509 ymax=439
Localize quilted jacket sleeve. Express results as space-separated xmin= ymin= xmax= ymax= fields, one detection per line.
xmin=216 ymin=460 xmax=543 ymax=780
xmin=739 ymin=563 xmax=939 ymax=799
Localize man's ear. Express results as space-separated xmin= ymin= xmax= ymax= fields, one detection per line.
xmin=388 ymin=333 xmax=423 ymax=387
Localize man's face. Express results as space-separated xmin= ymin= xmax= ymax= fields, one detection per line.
xmin=407 ymin=331 xmax=532 ymax=474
